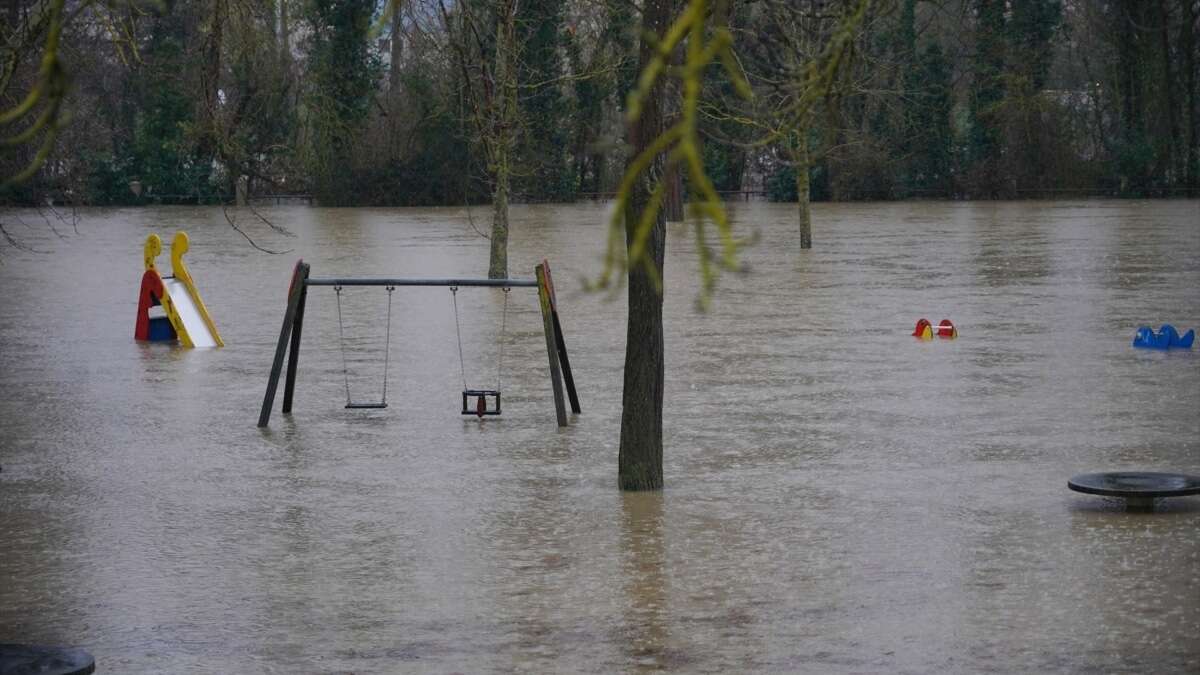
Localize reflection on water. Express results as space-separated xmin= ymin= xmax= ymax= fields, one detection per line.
xmin=618 ymin=492 xmax=669 ymax=671
xmin=1 ymin=200 xmax=1198 ymax=672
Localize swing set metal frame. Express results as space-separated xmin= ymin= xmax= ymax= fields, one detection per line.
xmin=257 ymin=260 xmax=579 ymax=428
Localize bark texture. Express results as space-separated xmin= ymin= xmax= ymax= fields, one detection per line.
xmin=389 ymin=0 xmax=403 ymax=92
xmin=618 ymin=0 xmax=671 ymax=491
xmin=488 ymin=178 xmax=510 ymax=277
xmin=793 ymin=130 xmax=812 ymax=249
xmin=1183 ymin=0 xmax=1197 ymax=187
xmin=487 ymin=0 xmax=517 ymax=279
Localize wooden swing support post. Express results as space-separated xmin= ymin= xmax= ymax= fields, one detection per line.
xmin=257 ymin=260 xmax=579 ymax=428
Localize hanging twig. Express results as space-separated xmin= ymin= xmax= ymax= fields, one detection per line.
xmin=34 ymin=204 xmax=69 ymax=239
xmin=247 ymin=204 xmax=296 ymax=237
xmin=222 ymin=204 xmax=292 ymax=254
xmin=0 ymin=220 xmax=50 ymax=254
xmin=11 ymin=210 xmax=66 ymax=240
xmin=463 ymin=200 xmax=489 ymax=240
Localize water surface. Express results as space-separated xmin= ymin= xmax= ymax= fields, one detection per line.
xmin=2 ymin=200 xmax=1198 ymax=672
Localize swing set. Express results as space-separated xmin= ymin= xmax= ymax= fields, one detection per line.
xmin=257 ymin=260 xmax=580 ymax=428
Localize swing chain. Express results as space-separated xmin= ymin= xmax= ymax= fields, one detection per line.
xmin=335 ymin=284 xmax=394 ymax=408
xmin=334 ymin=285 xmax=352 ymax=406
xmin=382 ymin=286 xmax=394 ymax=404
xmin=450 ymin=286 xmax=468 ymax=389
xmin=451 ymin=285 xmax=509 ymax=398
xmin=497 ymin=287 xmax=510 ymax=391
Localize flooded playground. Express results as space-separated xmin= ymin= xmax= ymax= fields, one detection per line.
xmin=1 ymin=200 xmax=1198 ymax=672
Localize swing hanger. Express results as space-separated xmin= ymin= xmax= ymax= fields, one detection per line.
xmin=335 ymin=284 xmax=394 ymax=410
xmin=451 ymin=285 xmax=509 ymax=417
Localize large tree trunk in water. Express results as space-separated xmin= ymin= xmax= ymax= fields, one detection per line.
xmin=662 ymin=32 xmax=684 ymax=223
xmin=663 ymin=164 xmax=683 ymax=222
xmin=487 ymin=0 xmax=518 ymax=279
xmin=618 ymin=0 xmax=670 ymax=492
xmin=488 ymin=177 xmax=510 ymax=277
xmin=794 ymin=131 xmax=812 ymax=249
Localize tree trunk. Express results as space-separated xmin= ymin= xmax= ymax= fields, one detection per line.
xmin=618 ymin=0 xmax=671 ymax=492
xmin=662 ymin=32 xmax=684 ymax=222
xmin=794 ymin=130 xmax=812 ymax=249
xmin=1182 ymin=0 xmax=1197 ymax=188
xmin=198 ymin=0 xmax=225 ymax=163
xmin=488 ymin=175 xmax=510 ymax=278
xmin=487 ymin=0 xmax=518 ymax=279
xmin=663 ymin=164 xmax=683 ymax=222
xmin=389 ymin=0 xmax=404 ymax=93
xmin=279 ymin=0 xmax=290 ymax=64
xmin=1159 ymin=0 xmax=1179 ymax=182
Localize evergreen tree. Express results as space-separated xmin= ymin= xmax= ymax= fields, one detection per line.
xmin=513 ymin=0 xmax=574 ymax=199
xmin=907 ymin=41 xmax=954 ymax=194
xmin=301 ymin=0 xmax=381 ymax=204
xmin=127 ymin=8 xmax=211 ymax=201
xmin=967 ymin=0 xmax=1008 ymax=193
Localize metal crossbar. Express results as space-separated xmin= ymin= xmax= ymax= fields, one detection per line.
xmin=307 ymin=277 xmax=538 ymax=288
xmin=258 ymin=261 xmax=579 ymax=429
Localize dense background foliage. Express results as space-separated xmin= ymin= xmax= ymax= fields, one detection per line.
xmin=3 ymin=0 xmax=1197 ymax=205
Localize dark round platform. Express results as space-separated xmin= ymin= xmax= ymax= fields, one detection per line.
xmin=1068 ymin=472 xmax=1200 ymax=509
xmin=0 ymin=644 xmax=94 ymax=675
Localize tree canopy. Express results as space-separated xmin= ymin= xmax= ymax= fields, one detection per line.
xmin=2 ymin=0 xmax=1195 ymax=204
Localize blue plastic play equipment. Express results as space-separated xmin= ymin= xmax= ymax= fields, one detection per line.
xmin=1133 ymin=324 xmax=1195 ymax=350
xmin=1161 ymin=324 xmax=1195 ymax=348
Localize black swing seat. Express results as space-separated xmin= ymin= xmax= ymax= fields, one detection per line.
xmin=345 ymin=402 xmax=388 ymax=409
xmin=462 ymin=389 xmax=501 ymax=416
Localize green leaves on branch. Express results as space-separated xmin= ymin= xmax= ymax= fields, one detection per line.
xmin=596 ymin=0 xmax=750 ymax=309
xmin=2 ymin=0 xmax=154 ymax=186
xmin=1 ymin=0 xmax=68 ymax=186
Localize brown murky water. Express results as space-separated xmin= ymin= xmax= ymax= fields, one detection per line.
xmin=2 ymin=200 xmax=1198 ymax=673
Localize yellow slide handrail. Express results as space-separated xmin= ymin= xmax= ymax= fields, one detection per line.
xmin=170 ymin=232 xmax=224 ymax=348
xmin=142 ymin=233 xmax=195 ymax=347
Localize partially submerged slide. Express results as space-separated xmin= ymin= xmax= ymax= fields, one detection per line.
xmin=134 ymin=232 xmax=223 ymax=348
xmin=161 ymin=277 xmax=219 ymax=347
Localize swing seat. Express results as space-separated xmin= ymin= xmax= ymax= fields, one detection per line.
xmin=346 ymin=402 xmax=388 ymax=409
xmin=462 ymin=389 xmax=501 ymax=416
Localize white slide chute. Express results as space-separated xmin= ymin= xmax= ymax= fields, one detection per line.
xmin=163 ymin=278 xmax=219 ymax=348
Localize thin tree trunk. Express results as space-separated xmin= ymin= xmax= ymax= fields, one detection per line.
xmin=488 ymin=0 xmax=517 ymax=279
xmin=386 ymin=0 xmax=405 ymax=155
xmin=663 ymin=30 xmax=684 ymax=222
xmin=1182 ymin=0 xmax=1197 ymax=188
xmin=590 ymin=151 xmax=604 ymax=193
xmin=618 ymin=0 xmax=670 ymax=492
xmin=279 ymin=0 xmax=290 ymax=64
xmin=488 ymin=175 xmax=510 ymax=277
xmin=1159 ymin=0 xmax=1179 ymax=181
xmin=794 ymin=130 xmax=812 ymax=249
xmin=389 ymin=0 xmax=404 ymax=93
xmin=199 ymin=0 xmax=225 ymax=163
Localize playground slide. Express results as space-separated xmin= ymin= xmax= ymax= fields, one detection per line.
xmin=163 ymin=277 xmax=219 ymax=347
xmin=136 ymin=232 xmax=224 ymax=348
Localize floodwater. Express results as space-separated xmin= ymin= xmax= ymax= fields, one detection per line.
xmin=1 ymin=200 xmax=1198 ymax=673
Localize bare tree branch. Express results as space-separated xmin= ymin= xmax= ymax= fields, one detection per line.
xmin=221 ymin=204 xmax=293 ymax=254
